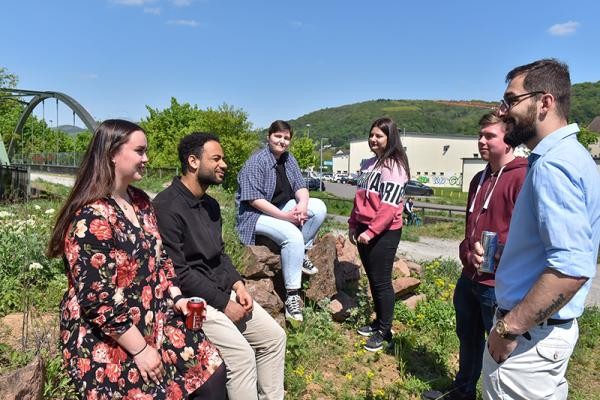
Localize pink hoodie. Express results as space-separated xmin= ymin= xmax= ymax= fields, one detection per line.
xmin=348 ymin=157 xmax=409 ymax=240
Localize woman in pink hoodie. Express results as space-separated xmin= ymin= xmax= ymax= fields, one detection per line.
xmin=348 ymin=117 xmax=410 ymax=352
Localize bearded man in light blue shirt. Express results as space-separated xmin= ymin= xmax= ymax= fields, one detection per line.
xmin=481 ymin=59 xmax=600 ymax=400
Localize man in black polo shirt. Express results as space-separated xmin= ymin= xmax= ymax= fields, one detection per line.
xmin=153 ymin=132 xmax=286 ymax=400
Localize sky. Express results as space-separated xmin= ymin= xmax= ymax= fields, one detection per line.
xmin=2 ymin=0 xmax=599 ymax=130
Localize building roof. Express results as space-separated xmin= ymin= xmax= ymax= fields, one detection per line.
xmin=588 ymin=116 xmax=600 ymax=133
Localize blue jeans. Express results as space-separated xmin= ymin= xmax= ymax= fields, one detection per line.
xmin=255 ymin=198 xmax=327 ymax=290
xmin=453 ymin=274 xmax=496 ymax=396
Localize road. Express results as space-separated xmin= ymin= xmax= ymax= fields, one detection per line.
xmin=323 ymin=182 xmax=465 ymax=213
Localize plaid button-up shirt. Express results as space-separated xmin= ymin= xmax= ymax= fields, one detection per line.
xmin=235 ymin=147 xmax=306 ymax=245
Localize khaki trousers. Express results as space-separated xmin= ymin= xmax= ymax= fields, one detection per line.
xmin=482 ymin=317 xmax=578 ymax=400
xmin=202 ymin=291 xmax=286 ymax=400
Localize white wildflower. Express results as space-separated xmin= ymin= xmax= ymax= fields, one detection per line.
xmin=45 ymin=208 xmax=55 ymax=214
xmin=34 ymin=205 xmax=41 ymax=210
xmin=29 ymin=262 xmax=44 ymax=271
xmin=0 ymin=211 xmax=14 ymax=218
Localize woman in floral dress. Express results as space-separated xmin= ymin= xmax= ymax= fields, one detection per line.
xmin=48 ymin=119 xmax=226 ymax=399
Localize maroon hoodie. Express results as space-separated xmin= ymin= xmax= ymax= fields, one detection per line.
xmin=459 ymin=156 xmax=528 ymax=286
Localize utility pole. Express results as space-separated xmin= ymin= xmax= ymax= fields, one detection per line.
xmin=320 ymin=138 xmax=331 ymax=191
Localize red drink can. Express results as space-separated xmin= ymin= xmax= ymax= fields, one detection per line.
xmin=186 ymin=297 xmax=206 ymax=331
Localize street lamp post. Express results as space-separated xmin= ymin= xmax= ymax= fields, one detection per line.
xmin=306 ymin=123 xmax=310 ymax=138
xmin=320 ymin=138 xmax=331 ymax=191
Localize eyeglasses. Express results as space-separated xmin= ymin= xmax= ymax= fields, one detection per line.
xmin=498 ymin=91 xmax=545 ymax=113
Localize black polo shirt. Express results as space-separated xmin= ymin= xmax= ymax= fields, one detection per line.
xmin=153 ymin=177 xmax=242 ymax=311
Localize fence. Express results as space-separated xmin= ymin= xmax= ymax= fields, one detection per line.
xmin=12 ymin=152 xmax=85 ymax=167
xmin=0 ymin=165 xmax=30 ymax=201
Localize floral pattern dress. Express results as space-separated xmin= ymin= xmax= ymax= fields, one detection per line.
xmin=59 ymin=187 xmax=223 ymax=400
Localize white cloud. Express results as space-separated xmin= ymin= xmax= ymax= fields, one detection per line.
xmin=167 ymin=19 xmax=199 ymax=27
xmin=290 ymin=21 xmax=304 ymax=28
xmin=547 ymin=21 xmax=580 ymax=36
xmin=170 ymin=0 xmax=193 ymax=6
xmin=143 ymin=7 xmax=161 ymax=14
xmin=82 ymin=73 xmax=99 ymax=80
xmin=112 ymin=0 xmax=157 ymax=5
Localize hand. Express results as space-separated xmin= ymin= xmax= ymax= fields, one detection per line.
xmin=282 ymin=209 xmax=302 ymax=226
xmin=357 ymin=231 xmax=371 ymax=245
xmin=235 ymin=285 xmax=254 ymax=313
xmin=224 ymin=300 xmax=248 ymax=323
xmin=133 ymin=344 xmax=165 ymax=385
xmin=348 ymin=228 xmax=357 ymax=245
xmin=173 ymin=298 xmax=189 ymax=316
xmin=470 ymin=241 xmax=484 ymax=274
xmin=487 ymin=329 xmax=518 ymax=364
xmin=290 ymin=205 xmax=308 ymax=226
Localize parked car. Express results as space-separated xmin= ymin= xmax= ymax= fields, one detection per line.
xmin=302 ymin=172 xmax=325 ymax=191
xmin=333 ymin=173 xmax=349 ymax=183
xmin=322 ymin=174 xmax=333 ymax=182
xmin=347 ymin=174 xmax=358 ymax=186
xmin=405 ymin=180 xmax=434 ymax=196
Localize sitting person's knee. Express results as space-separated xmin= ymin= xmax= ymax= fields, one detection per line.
xmin=308 ymin=198 xmax=327 ymax=216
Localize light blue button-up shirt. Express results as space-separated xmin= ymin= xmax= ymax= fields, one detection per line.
xmin=496 ymin=123 xmax=600 ymax=319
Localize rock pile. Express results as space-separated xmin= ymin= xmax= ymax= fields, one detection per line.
xmin=240 ymin=233 xmax=426 ymax=324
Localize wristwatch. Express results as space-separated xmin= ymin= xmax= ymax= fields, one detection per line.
xmin=494 ymin=319 xmax=517 ymax=340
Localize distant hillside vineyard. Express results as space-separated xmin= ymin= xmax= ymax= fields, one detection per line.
xmin=288 ymin=81 xmax=600 ymax=147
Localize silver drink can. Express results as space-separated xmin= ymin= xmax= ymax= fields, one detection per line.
xmin=480 ymin=231 xmax=498 ymax=273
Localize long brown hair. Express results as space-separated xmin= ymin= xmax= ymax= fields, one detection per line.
xmin=47 ymin=119 xmax=143 ymax=257
xmin=370 ymin=117 xmax=410 ymax=178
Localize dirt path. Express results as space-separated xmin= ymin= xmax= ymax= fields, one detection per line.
xmin=397 ymin=236 xmax=460 ymax=264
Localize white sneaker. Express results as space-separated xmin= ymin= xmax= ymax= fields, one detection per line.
xmin=285 ymin=294 xmax=303 ymax=322
xmin=302 ymin=256 xmax=318 ymax=275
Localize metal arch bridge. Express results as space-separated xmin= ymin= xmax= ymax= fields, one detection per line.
xmin=0 ymin=88 xmax=98 ymax=164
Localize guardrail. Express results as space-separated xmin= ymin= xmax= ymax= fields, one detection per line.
xmin=413 ymin=201 xmax=466 ymax=217
xmin=14 ymin=164 xmax=178 ymax=178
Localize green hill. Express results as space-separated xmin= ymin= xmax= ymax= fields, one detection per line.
xmin=289 ymin=81 xmax=600 ymax=148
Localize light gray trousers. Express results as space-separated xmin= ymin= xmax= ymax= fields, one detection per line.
xmin=202 ymin=291 xmax=286 ymax=400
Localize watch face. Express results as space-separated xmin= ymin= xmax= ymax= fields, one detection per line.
xmin=496 ymin=320 xmax=507 ymax=335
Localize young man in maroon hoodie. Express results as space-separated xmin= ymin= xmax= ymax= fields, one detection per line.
xmin=449 ymin=112 xmax=528 ymax=400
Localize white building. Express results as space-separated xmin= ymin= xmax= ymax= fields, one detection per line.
xmin=332 ymin=150 xmax=350 ymax=174
xmin=349 ymin=133 xmax=480 ymax=189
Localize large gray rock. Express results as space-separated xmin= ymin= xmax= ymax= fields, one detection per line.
xmin=392 ymin=258 xmax=411 ymax=278
xmin=245 ymin=278 xmax=283 ymax=317
xmin=304 ymin=233 xmax=338 ymax=302
xmin=406 ymin=260 xmax=424 ymax=276
xmin=240 ymin=245 xmax=281 ymax=278
xmin=402 ymin=294 xmax=427 ymax=310
xmin=0 ymin=357 xmax=44 ymax=400
xmin=392 ymin=277 xmax=421 ymax=299
xmin=334 ymin=234 xmax=362 ymax=290
xmin=329 ymin=291 xmax=358 ymax=322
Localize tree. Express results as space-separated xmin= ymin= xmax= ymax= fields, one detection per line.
xmin=576 ymin=126 xmax=599 ymax=150
xmin=73 ymin=131 xmax=92 ymax=152
xmin=289 ymin=136 xmax=317 ymax=170
xmin=140 ymin=98 xmax=259 ymax=190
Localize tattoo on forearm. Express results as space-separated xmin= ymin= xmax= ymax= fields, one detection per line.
xmin=535 ymin=294 xmax=567 ymax=323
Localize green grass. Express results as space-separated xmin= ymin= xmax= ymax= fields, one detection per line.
xmin=424 ymin=187 xmax=468 ymax=206
xmin=134 ymin=168 xmax=177 ymax=194
xmin=310 ymin=191 xmax=354 ymax=216
xmin=408 ymin=221 xmax=465 ymax=241
xmin=2 ymin=190 xmax=598 ymax=399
